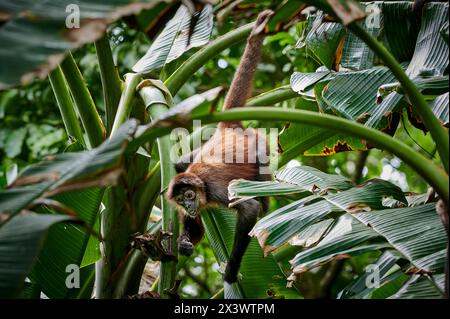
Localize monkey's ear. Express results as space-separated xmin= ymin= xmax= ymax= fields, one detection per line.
xmin=167 ymin=178 xmax=178 ymax=199
xmin=251 ymin=10 xmax=274 ymax=36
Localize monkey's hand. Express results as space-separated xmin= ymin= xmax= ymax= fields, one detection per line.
xmin=131 ymin=231 xmax=176 ymax=261
xmin=177 ymin=235 xmax=194 ymax=256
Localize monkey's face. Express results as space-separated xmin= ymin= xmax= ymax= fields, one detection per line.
xmin=167 ymin=172 xmax=206 ymax=217
xmin=174 ymin=187 xmax=202 ymax=217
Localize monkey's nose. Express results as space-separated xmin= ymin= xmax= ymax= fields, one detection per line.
xmin=185 ymin=201 xmax=195 ymax=209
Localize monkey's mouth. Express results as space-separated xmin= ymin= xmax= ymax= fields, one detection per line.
xmin=186 ymin=208 xmax=199 ymax=217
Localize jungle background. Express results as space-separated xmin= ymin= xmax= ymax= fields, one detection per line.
xmin=0 ymin=0 xmax=447 ymax=299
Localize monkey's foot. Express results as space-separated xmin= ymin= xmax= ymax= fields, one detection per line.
xmin=178 ymin=237 xmax=194 ymax=256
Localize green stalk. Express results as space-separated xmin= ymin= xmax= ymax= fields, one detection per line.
xmin=198 ymin=107 xmax=449 ymax=205
xmin=111 ymin=73 xmax=142 ymax=136
xmin=246 ymin=85 xmax=298 ymax=106
xmin=136 ymin=162 xmax=161 ymax=227
xmin=113 ymin=250 xmax=147 ymax=298
xmin=95 ymin=75 xmax=147 ymax=298
xmin=139 ymin=85 xmax=178 ymax=298
xmin=60 ymin=53 xmax=105 ymax=148
xmin=112 ymin=164 xmax=162 ymax=297
xmin=347 ymin=22 xmax=449 ymax=173
xmin=165 ymin=22 xmax=255 ymax=95
xmin=95 ymin=185 xmax=130 ymax=299
xmin=257 ymin=86 xmax=337 ymax=168
xmin=95 ymin=35 xmax=123 ymax=134
xmin=134 ymin=107 xmax=449 ymax=206
xmin=149 ymin=104 xmax=178 ymax=298
xmin=48 ymin=66 xmax=86 ymax=148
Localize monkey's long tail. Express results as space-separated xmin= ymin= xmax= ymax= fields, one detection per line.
xmin=220 ymin=10 xmax=273 ymax=127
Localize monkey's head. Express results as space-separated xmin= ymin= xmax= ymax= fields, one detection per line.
xmin=167 ymin=173 xmax=207 ymax=218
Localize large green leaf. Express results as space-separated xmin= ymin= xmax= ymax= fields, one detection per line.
xmin=288 ymin=219 xmax=335 ymax=248
xmin=353 ymin=203 xmax=447 ymax=273
xmin=336 ymin=1 xmax=418 ymax=69
xmin=250 ymin=196 xmax=339 ymax=253
xmin=0 ymin=122 xmax=135 ymax=298
xmin=202 ymin=208 xmax=299 ymax=299
xmin=288 ymin=69 xmax=396 ymax=156
xmin=156 ymin=86 xmax=222 ymax=123
xmin=382 ymin=1 xmax=419 ymax=63
xmin=323 ymin=179 xmax=407 ymax=212
xmin=244 ymin=164 xmax=445 ymax=297
xmin=302 ymin=13 xmax=345 ymax=70
xmin=277 ymin=95 xmax=339 ymax=158
xmin=290 ymin=70 xmax=331 ymax=98
xmin=339 ymin=250 xmax=405 ymax=299
xmin=322 ymin=66 xmax=397 ymax=127
xmin=339 ymin=2 xmax=381 ymax=71
xmin=405 ymin=2 xmax=449 ymax=77
xmin=29 ymin=188 xmax=103 ymax=299
xmin=369 ymin=270 xmax=410 ymax=299
xmin=132 ymin=3 xmax=213 ymax=73
xmin=275 ymin=165 xmax=354 ymax=192
xmin=0 ymin=120 xmax=137 ymax=216
xmin=389 ymin=274 xmax=445 ymax=299
xmin=0 ymin=0 xmax=165 ymax=89
xmin=229 ymin=180 xmax=309 ymax=200
xmin=375 ymin=2 xmax=449 ymax=130
xmin=230 ymin=164 xmax=353 ymax=202
xmin=380 ymin=75 xmax=449 ymax=97
xmin=242 ymin=167 xmax=405 ymax=254
xmin=289 ymin=1 xmax=449 ymax=151
xmin=80 ymin=214 xmax=101 ymax=268
xmin=279 ymin=123 xmax=336 ymax=157
xmin=290 ymin=218 xmax=388 ymax=274
xmin=429 ymin=92 xmax=449 ymax=127
xmin=0 ymin=214 xmax=74 ymax=298
xmin=304 ymin=133 xmax=368 ymax=155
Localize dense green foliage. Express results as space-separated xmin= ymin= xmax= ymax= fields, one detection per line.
xmin=0 ymin=0 xmax=447 ymax=299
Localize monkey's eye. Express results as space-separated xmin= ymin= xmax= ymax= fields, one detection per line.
xmin=184 ymin=190 xmax=196 ymax=200
xmin=175 ymin=196 xmax=183 ymax=203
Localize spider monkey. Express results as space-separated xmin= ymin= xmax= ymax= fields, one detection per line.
xmin=167 ymin=10 xmax=274 ymax=284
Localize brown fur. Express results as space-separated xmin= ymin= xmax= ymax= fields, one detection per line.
xmin=219 ymin=10 xmax=273 ymax=129
xmin=167 ymin=10 xmax=274 ymax=283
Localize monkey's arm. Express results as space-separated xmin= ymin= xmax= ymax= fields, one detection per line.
xmin=224 ymin=198 xmax=262 ymax=283
xmin=178 ymin=214 xmax=204 ymax=256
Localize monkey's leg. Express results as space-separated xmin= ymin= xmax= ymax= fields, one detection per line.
xmin=178 ymin=215 xmax=204 ymax=256
xmin=175 ymin=148 xmax=201 ymax=173
xmin=224 ymin=199 xmax=262 ymax=283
